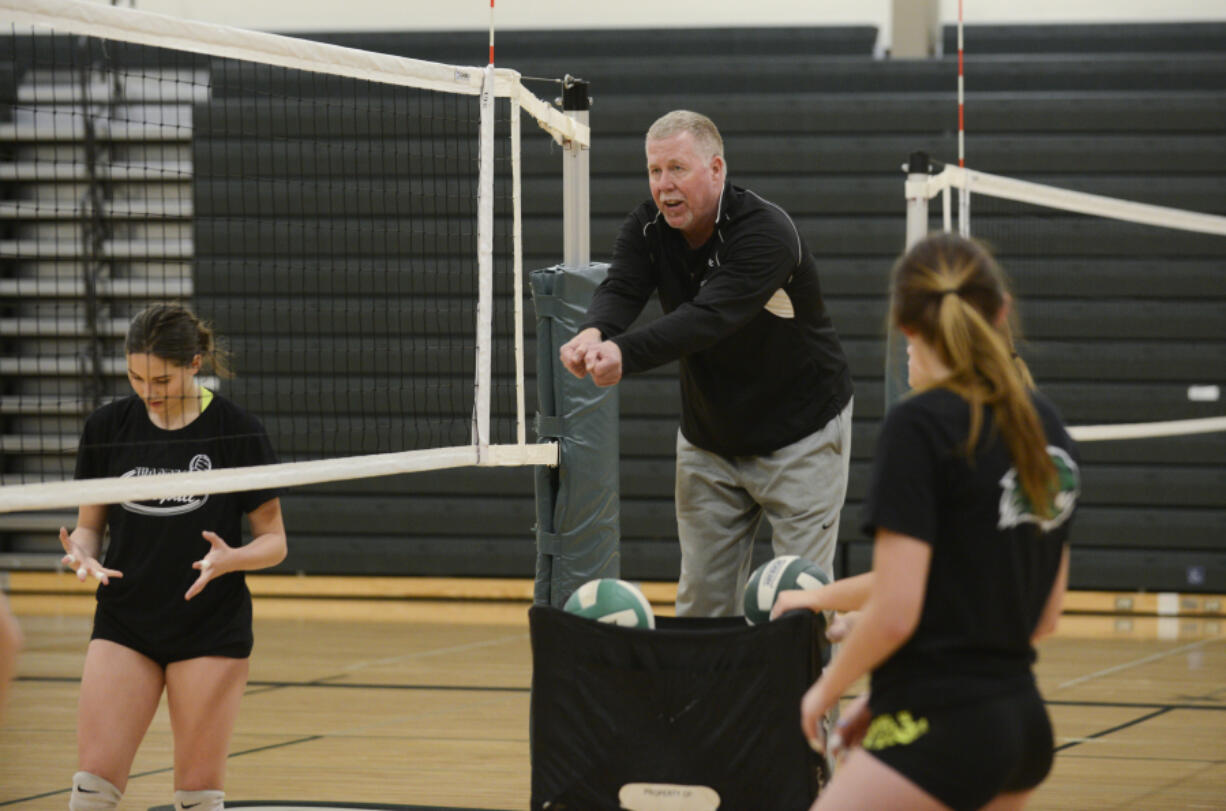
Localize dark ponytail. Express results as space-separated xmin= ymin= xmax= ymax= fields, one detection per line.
xmin=125 ymin=303 xmax=232 ymax=378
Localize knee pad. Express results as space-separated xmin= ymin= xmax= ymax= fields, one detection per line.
xmin=175 ymin=789 xmax=225 ymax=811
xmin=69 ymin=772 xmax=121 ymax=811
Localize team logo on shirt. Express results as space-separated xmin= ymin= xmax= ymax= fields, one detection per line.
xmin=997 ymin=446 xmax=1080 ymax=532
xmin=120 ymin=453 xmax=212 ymax=516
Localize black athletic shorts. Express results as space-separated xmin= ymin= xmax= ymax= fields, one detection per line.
xmin=91 ymin=603 xmax=253 ymax=668
xmin=862 ymin=683 xmax=1054 ymax=811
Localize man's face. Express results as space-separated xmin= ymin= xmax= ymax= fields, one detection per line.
xmin=646 ymin=130 xmax=724 ymax=247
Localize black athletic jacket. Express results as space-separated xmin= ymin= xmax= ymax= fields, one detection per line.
xmin=581 ymin=180 xmax=853 ymax=457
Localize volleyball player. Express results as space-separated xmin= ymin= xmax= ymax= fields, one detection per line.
xmin=796 ymin=233 xmax=1080 ymax=811
xmin=59 ymin=304 xmax=286 ymax=811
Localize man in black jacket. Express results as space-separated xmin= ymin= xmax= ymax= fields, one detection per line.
xmin=560 ymin=110 xmax=853 ymax=617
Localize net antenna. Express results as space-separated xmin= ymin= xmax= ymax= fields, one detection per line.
xmin=899 ymin=154 xmax=1226 ymax=443
xmin=0 ymin=0 xmax=590 ymax=513
xmin=956 ymin=0 xmax=969 ymax=236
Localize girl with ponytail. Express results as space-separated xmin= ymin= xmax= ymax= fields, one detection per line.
xmin=793 ymin=233 xmax=1081 ymax=811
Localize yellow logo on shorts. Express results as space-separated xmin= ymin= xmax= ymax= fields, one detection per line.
xmin=861 ymin=711 xmax=930 ymax=751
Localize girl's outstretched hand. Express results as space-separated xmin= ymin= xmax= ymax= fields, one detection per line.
xmin=58 ymin=527 xmax=122 ymax=585
xmin=185 ymin=530 xmax=235 ymax=600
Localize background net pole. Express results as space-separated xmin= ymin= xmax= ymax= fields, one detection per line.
xmin=887 ymin=150 xmax=935 ymax=409
xmin=905 ymin=152 xmax=932 ymax=249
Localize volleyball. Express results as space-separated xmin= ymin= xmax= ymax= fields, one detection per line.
xmin=563 ymin=578 xmax=655 ymax=629
xmin=743 ymin=555 xmax=831 ymax=625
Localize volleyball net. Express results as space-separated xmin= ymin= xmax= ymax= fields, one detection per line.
xmin=898 ymin=153 xmax=1226 ymax=445
xmin=0 ymin=0 xmax=589 ymax=513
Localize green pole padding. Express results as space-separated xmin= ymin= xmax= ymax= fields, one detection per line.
xmin=530 ymin=263 xmax=620 ymax=607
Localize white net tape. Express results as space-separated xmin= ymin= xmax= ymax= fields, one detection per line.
xmin=1069 ymin=416 xmax=1226 ymax=443
xmin=0 ymin=0 xmax=589 ymax=147
xmin=923 ymin=164 xmax=1226 ymax=238
xmin=0 ymin=443 xmax=556 ymax=513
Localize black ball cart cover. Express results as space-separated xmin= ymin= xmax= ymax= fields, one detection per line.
xmin=529 ymin=606 xmax=830 ymax=810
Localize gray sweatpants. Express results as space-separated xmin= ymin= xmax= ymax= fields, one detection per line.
xmin=674 ymin=397 xmax=853 ymax=618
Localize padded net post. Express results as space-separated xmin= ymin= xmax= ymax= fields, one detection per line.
xmin=531 ymin=264 xmax=619 ymax=608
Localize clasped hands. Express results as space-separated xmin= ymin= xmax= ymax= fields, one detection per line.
xmin=559 ymin=327 xmax=623 ymax=387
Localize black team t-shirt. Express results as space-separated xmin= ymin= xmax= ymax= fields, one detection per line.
xmin=861 ymin=387 xmax=1080 ymax=713
xmin=74 ymin=392 xmax=280 ymax=653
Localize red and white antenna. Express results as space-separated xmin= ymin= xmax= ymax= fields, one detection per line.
xmin=957 ymin=0 xmax=965 ymax=168
xmin=488 ymin=0 xmax=495 ymax=65
xmin=957 ymin=0 xmax=970 ymax=236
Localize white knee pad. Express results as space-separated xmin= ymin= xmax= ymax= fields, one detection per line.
xmin=174 ymin=789 xmax=225 ymax=811
xmin=69 ymin=772 xmax=121 ymax=811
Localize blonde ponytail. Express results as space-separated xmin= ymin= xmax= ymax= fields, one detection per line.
xmin=891 ymin=234 xmax=1058 ymax=519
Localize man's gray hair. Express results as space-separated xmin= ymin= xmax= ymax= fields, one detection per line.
xmin=646 ymin=110 xmax=724 ymax=159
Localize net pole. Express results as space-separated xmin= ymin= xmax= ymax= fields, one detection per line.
xmin=889 ymin=150 xmax=934 ymax=409
xmin=959 ymin=184 xmax=971 ymax=237
xmin=905 ymin=152 xmax=932 ymax=248
xmin=474 ymin=64 xmax=496 ymax=455
xmin=561 ymin=77 xmax=591 ymax=268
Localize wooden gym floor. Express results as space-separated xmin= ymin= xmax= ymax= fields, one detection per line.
xmin=0 ymin=573 xmax=1223 ymax=810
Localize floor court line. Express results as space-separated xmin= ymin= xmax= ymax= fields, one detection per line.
xmin=1054 ymin=706 xmax=1174 ymax=752
xmin=324 ymin=691 xmax=527 ymax=739
xmin=1045 ymin=698 xmax=1226 ymax=711
xmin=1054 ymin=637 xmax=1219 ymax=691
xmin=329 ymin=631 xmax=530 ymax=675
xmin=231 ymin=632 xmax=532 ymax=698
xmin=246 ymin=679 xmax=529 ymax=692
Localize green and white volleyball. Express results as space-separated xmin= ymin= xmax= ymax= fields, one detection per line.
xmin=743 ymin=555 xmax=831 ymax=625
xmin=563 ymin=578 xmax=655 ymax=629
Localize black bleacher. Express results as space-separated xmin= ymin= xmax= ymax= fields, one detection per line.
xmin=191 ymin=23 xmax=1224 ymax=591
xmin=941 ymin=22 xmax=1226 ymax=54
